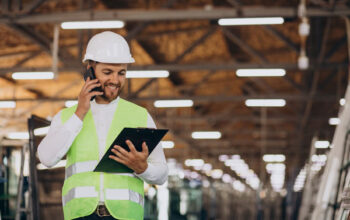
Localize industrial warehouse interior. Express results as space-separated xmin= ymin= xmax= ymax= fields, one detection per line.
xmin=0 ymin=0 xmax=350 ymax=219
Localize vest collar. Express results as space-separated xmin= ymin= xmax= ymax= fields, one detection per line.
xmin=91 ymin=96 xmax=120 ymax=111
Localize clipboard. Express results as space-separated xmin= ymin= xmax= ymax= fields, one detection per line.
xmin=93 ymin=127 xmax=168 ymax=173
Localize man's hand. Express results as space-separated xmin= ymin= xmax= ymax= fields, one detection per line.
xmin=75 ymin=77 xmax=103 ymax=120
xmin=109 ymin=140 xmax=149 ymax=174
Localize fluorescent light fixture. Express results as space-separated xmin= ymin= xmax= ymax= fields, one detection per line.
xmin=245 ymin=99 xmax=286 ymax=107
xmin=222 ymin=174 xmax=232 ymax=183
xmin=202 ymin=163 xmax=212 ymax=172
xmin=61 ymin=21 xmax=125 ymax=29
xmin=263 ymin=154 xmax=286 ymax=162
xmin=218 ymin=17 xmax=284 ymax=26
xmin=230 ymin=164 xmax=249 ymax=172
xmin=340 ymin=98 xmax=346 ymax=106
xmin=0 ymin=101 xmax=16 ymax=108
xmin=12 ymin=72 xmax=54 ymax=80
xmin=236 ymin=69 xmax=286 ymax=77
xmin=202 ymin=180 xmax=210 ymax=187
xmin=311 ymin=155 xmax=327 ymax=163
xmin=246 ymin=177 xmax=260 ymax=190
xmin=329 ymin=117 xmax=340 ymax=125
xmin=161 ymin=141 xmax=174 ymax=149
xmin=226 ymin=159 xmax=246 ymax=167
xmin=211 ymin=169 xmax=223 ymax=179
xmin=232 ymin=154 xmax=240 ymax=159
xmin=185 ymin=159 xmax=204 ymax=167
xmin=7 ymin=132 xmax=29 ymax=140
xmin=315 ymin=140 xmax=330 ymax=149
xmin=191 ymin=131 xmax=221 ymax=139
xmin=266 ymin=163 xmax=285 ymax=173
xmin=311 ymin=164 xmax=322 ymax=171
xmin=233 ymin=180 xmax=246 ymax=192
xmin=34 ymin=126 xmax=50 ymax=136
xmin=219 ymin=154 xmax=229 ymax=161
xmin=126 ymin=70 xmax=169 ymax=78
xmin=190 ymin=171 xmax=200 ymax=179
xmin=154 ymin=100 xmax=193 ymax=108
xmin=65 ymin=100 xmax=78 ymax=108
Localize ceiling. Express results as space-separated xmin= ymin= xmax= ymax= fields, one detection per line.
xmin=0 ymin=0 xmax=349 ymax=189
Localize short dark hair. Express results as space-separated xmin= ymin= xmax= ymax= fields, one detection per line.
xmin=87 ymin=60 xmax=98 ymax=67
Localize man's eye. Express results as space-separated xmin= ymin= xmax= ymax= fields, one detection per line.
xmin=103 ymin=71 xmax=112 ymax=74
xmin=119 ymin=72 xmax=126 ymax=75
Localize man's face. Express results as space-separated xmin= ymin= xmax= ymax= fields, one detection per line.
xmin=92 ymin=63 xmax=127 ymax=103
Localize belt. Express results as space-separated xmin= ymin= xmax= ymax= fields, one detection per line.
xmin=95 ymin=205 xmax=111 ymax=217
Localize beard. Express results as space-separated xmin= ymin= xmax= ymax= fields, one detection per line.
xmin=99 ymin=83 xmax=123 ymax=103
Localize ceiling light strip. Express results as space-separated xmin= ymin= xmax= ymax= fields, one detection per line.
xmin=236 ymin=68 xmax=286 ymax=77
xmin=61 ymin=21 xmax=125 ymax=29
xmin=154 ymin=100 xmax=193 ymax=108
xmin=218 ymin=17 xmax=284 ymax=26
xmin=126 ymin=70 xmax=169 ymax=78
xmin=0 ymin=101 xmax=16 ymax=108
xmin=315 ymin=140 xmax=330 ymax=149
xmin=191 ymin=131 xmax=221 ymax=139
xmin=12 ymin=72 xmax=54 ymax=80
xmin=245 ymin=99 xmax=286 ymax=107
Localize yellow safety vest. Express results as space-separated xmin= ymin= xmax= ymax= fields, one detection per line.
xmin=60 ymin=98 xmax=147 ymax=220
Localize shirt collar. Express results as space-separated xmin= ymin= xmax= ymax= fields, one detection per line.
xmin=91 ymin=96 xmax=120 ymax=110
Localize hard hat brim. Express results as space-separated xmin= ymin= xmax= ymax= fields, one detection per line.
xmin=83 ymin=55 xmax=135 ymax=64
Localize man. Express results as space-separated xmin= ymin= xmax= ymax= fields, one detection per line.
xmin=38 ymin=31 xmax=168 ymax=220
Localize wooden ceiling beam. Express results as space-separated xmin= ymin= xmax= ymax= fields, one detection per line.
xmin=7 ymin=23 xmax=51 ymax=54
xmin=262 ymin=26 xmax=299 ymax=54
xmin=183 ymin=70 xmax=217 ymax=95
xmin=7 ymin=23 xmax=76 ymax=63
xmin=1 ymin=7 xmax=350 ymax=24
xmin=21 ymin=0 xmax=47 ymax=14
xmin=222 ymin=27 xmax=268 ymax=63
xmin=222 ymin=27 xmax=305 ymax=95
xmin=324 ymin=35 xmax=347 ymax=61
xmin=14 ymin=50 xmax=42 ymax=67
xmin=125 ymin=0 xmax=178 ymax=41
xmin=129 ymin=26 xmax=217 ymax=97
xmin=172 ymin=26 xmax=217 ymax=63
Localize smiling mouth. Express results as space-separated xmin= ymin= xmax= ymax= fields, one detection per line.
xmin=107 ymin=85 xmax=117 ymax=90
xmin=105 ymin=84 xmax=120 ymax=91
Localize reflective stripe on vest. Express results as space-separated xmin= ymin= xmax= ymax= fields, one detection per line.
xmin=65 ymin=161 xmax=139 ymax=180
xmin=112 ymin=173 xmax=138 ymax=178
xmin=105 ymin=189 xmax=144 ymax=207
xmin=65 ymin=160 xmax=98 ymax=179
xmin=63 ymin=186 xmax=98 ymax=206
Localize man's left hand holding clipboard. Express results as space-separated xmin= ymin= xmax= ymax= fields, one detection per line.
xmin=93 ymin=127 xmax=168 ymax=174
xmin=109 ymin=139 xmax=149 ymax=174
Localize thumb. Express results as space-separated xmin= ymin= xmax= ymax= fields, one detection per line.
xmin=142 ymin=142 xmax=149 ymax=155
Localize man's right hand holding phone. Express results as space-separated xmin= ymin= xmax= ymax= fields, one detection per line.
xmin=75 ymin=77 xmax=103 ymax=121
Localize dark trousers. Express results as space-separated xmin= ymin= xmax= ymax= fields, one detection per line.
xmin=75 ymin=213 xmax=117 ymax=219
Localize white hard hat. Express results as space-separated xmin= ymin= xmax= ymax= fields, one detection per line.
xmin=83 ymin=31 xmax=135 ymax=63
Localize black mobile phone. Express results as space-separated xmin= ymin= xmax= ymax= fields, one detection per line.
xmin=83 ymin=67 xmax=103 ymax=101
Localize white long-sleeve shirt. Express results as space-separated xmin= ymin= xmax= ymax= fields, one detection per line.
xmin=37 ymin=97 xmax=168 ymax=202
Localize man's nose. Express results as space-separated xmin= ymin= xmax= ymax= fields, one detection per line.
xmin=109 ymin=73 xmax=119 ymax=83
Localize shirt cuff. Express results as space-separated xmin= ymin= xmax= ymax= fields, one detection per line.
xmin=134 ymin=163 xmax=154 ymax=179
xmin=62 ymin=113 xmax=83 ymax=134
